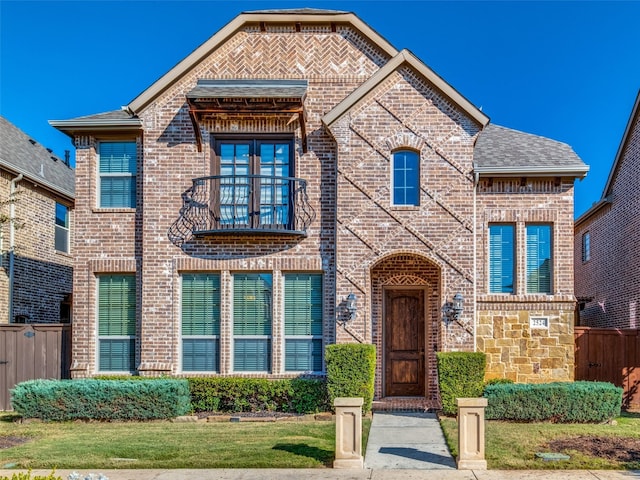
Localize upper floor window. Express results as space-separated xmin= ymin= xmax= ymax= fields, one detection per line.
xmin=582 ymin=231 xmax=591 ymax=262
xmin=214 ymin=138 xmax=292 ymax=228
xmin=392 ymin=150 xmax=419 ymax=206
xmin=489 ymin=224 xmax=515 ymax=294
xmin=99 ymin=141 xmax=136 ymax=208
xmin=526 ymin=224 xmax=552 ymax=294
xmin=55 ymin=202 xmax=69 ymax=253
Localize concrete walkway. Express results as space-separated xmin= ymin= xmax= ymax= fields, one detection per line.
xmin=364 ymin=411 xmax=456 ymax=470
xmin=2 ymin=468 xmax=637 ymax=479
xmin=1 ymin=411 xmax=639 ymax=478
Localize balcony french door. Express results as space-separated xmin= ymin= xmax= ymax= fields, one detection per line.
xmin=214 ymin=139 xmax=292 ymax=230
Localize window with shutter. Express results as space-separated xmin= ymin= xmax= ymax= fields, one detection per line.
xmin=284 ymin=273 xmax=323 ymax=372
xmin=181 ymin=273 xmax=220 ymax=372
xmin=526 ymin=224 xmax=552 ymax=294
xmin=98 ymin=274 xmax=136 ymax=372
xmin=233 ymin=273 xmax=272 ymax=372
xmin=99 ymin=141 xmax=137 ymax=208
xmin=488 ymin=224 xmax=515 ymax=294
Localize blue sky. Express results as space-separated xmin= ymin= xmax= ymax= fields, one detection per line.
xmin=1 ymin=1 xmax=638 ymax=218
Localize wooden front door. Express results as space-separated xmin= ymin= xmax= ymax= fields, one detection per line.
xmin=384 ymin=288 xmax=425 ymax=397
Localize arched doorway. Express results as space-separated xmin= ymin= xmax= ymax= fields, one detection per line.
xmin=370 ymin=253 xmax=441 ymax=401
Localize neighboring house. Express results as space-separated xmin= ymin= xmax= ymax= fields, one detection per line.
xmin=51 ymin=9 xmax=587 ymax=403
xmin=575 ymin=90 xmax=639 ymax=328
xmin=0 ymin=116 xmax=74 ymax=324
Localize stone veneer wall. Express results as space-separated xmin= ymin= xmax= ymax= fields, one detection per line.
xmin=476 ymin=178 xmax=577 ymax=382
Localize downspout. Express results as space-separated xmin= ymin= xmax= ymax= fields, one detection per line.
xmin=473 ymin=171 xmax=479 ymax=352
xmin=8 ymin=173 xmax=23 ymax=323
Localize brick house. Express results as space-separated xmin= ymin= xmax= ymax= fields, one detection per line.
xmin=574 ymin=90 xmax=639 ymax=328
xmin=0 ymin=116 xmax=74 ymax=324
xmin=51 ymin=9 xmax=587 ymax=403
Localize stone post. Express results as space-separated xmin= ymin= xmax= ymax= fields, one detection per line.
xmin=456 ymin=397 xmax=488 ymax=470
xmin=333 ymin=397 xmax=364 ymax=469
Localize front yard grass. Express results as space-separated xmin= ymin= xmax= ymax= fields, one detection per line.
xmin=0 ymin=414 xmax=371 ymax=469
xmin=440 ymin=411 xmax=640 ymax=470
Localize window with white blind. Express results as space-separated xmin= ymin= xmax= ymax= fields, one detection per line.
xmin=182 ymin=274 xmax=220 ymax=372
xmin=98 ymin=274 xmax=136 ymax=372
xmin=488 ymin=224 xmax=515 ymax=294
xmin=582 ymin=231 xmax=591 ymax=262
xmin=233 ymin=273 xmax=272 ymax=372
xmin=284 ymin=273 xmax=323 ymax=372
xmin=55 ymin=202 xmax=69 ymax=253
xmin=99 ymin=141 xmax=136 ymax=208
xmin=526 ymin=224 xmax=552 ymax=294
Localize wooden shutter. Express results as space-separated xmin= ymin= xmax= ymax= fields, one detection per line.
xmin=284 ymin=274 xmax=322 ymax=371
xmin=526 ymin=225 xmax=552 ymax=294
xmin=233 ymin=274 xmax=272 ymax=335
xmin=284 ymin=274 xmax=322 ymax=335
xmin=489 ymin=224 xmax=514 ymax=294
xmin=98 ymin=275 xmax=135 ymax=371
xmin=233 ymin=274 xmax=272 ymax=372
xmin=181 ymin=274 xmax=220 ymax=372
xmin=99 ymin=141 xmax=136 ymax=208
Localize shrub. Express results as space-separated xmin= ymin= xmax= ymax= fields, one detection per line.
xmin=436 ymin=351 xmax=486 ymax=416
xmin=0 ymin=470 xmax=62 ymax=480
xmin=484 ymin=381 xmax=623 ymax=423
xmin=187 ymin=377 xmax=329 ymax=414
xmin=10 ymin=379 xmax=191 ymax=421
xmin=484 ymin=377 xmax=514 ymax=389
xmin=325 ymin=343 xmax=376 ymax=413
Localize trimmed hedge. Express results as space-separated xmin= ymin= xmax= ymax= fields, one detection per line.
xmin=188 ymin=377 xmax=329 ymax=414
xmin=436 ymin=351 xmax=486 ymax=415
xmin=484 ymin=381 xmax=623 ymax=423
xmin=10 ymin=379 xmax=191 ymax=421
xmin=325 ymin=343 xmax=376 ymax=413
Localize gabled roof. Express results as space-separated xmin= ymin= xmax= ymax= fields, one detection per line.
xmin=322 ymin=49 xmax=490 ymax=129
xmin=602 ymin=89 xmax=640 ymax=198
xmin=126 ymin=9 xmax=399 ymax=114
xmin=0 ymin=116 xmax=75 ymax=200
xmin=575 ymin=89 xmax=639 ymax=226
xmin=49 ymin=110 xmax=141 ymax=138
xmin=474 ymin=124 xmax=588 ymax=178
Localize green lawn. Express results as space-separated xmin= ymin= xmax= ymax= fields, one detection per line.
xmin=0 ymin=414 xmax=371 ymax=469
xmin=440 ymin=411 xmax=640 ymax=470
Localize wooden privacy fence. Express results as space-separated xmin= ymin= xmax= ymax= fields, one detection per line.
xmin=575 ymin=327 xmax=640 ymax=409
xmin=0 ymin=324 xmax=71 ymax=411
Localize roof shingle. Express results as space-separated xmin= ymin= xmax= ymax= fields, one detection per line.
xmin=474 ymin=124 xmax=588 ymax=176
xmin=0 ymin=116 xmax=75 ymax=199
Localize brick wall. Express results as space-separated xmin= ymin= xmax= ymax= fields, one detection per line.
xmin=575 ymin=112 xmax=640 ymax=328
xmin=0 ymin=169 xmax=73 ymax=324
xmin=69 ymin=16 xmax=579 ymax=390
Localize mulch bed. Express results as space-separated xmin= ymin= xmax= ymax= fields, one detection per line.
xmin=0 ymin=436 xmax=30 ymax=449
xmin=545 ymin=436 xmax=640 ymax=462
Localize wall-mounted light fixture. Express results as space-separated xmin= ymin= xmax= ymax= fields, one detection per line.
xmin=345 ymin=293 xmax=357 ymax=321
xmin=442 ymin=292 xmax=464 ymax=324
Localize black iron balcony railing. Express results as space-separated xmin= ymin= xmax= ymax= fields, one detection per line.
xmin=168 ymin=175 xmax=315 ymax=247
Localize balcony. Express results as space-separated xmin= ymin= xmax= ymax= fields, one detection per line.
xmin=168 ymin=175 xmax=315 ymax=247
